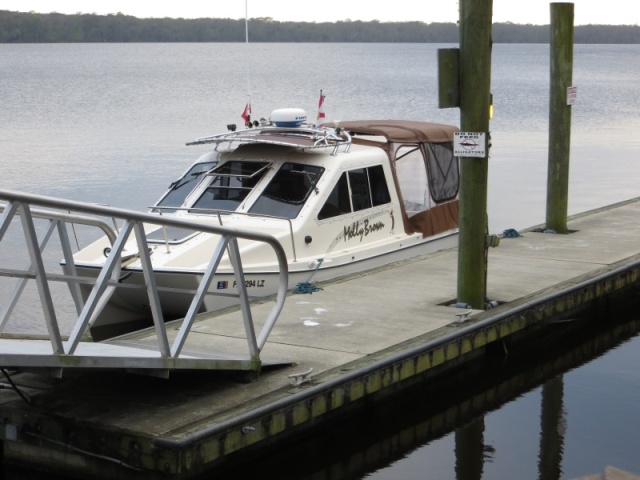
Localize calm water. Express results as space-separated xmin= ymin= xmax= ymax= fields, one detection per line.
xmin=1 ymin=43 xmax=640 ymax=479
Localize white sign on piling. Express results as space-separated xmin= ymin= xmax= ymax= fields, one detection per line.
xmin=567 ymin=86 xmax=577 ymax=105
xmin=454 ymin=132 xmax=486 ymax=158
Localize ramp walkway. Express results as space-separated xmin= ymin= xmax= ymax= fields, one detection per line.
xmin=0 ymin=189 xmax=289 ymax=376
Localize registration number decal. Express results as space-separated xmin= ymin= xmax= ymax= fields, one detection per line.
xmin=217 ymin=279 xmax=266 ymax=289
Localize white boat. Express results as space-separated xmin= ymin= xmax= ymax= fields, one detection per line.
xmin=71 ymin=109 xmax=460 ymax=339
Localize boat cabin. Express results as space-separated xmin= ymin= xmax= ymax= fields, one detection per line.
xmin=151 ymin=117 xmax=460 ymax=241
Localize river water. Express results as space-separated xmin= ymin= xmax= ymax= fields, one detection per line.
xmin=1 ymin=42 xmax=640 ymax=479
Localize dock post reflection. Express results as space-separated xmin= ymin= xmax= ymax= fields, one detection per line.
xmin=455 ymin=417 xmax=486 ymax=480
xmin=538 ymin=375 xmax=566 ymax=480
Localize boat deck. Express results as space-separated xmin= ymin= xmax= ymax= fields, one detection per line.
xmin=1 ymin=197 xmax=640 ymax=478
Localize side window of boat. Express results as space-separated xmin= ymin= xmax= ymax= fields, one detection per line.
xmin=368 ymin=165 xmax=391 ymax=206
xmin=318 ymin=165 xmax=390 ymax=220
xmin=318 ymin=173 xmax=350 ymax=220
xmin=349 ymin=168 xmax=372 ymax=211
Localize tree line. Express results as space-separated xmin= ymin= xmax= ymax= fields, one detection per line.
xmin=1 ymin=10 xmax=638 ymax=44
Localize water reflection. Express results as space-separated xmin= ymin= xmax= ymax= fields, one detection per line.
xmin=455 ymin=418 xmax=486 ymax=480
xmin=538 ymin=376 xmax=566 ymax=480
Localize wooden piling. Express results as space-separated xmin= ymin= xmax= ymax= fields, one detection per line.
xmin=456 ymin=0 xmax=493 ymax=309
xmin=546 ymin=3 xmax=575 ymax=233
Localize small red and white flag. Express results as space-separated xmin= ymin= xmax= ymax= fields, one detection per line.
xmin=241 ymin=101 xmax=252 ymax=126
xmin=316 ymin=90 xmax=326 ymax=127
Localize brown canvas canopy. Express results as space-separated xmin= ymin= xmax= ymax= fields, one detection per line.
xmin=328 ymin=120 xmax=460 ymax=238
xmin=328 ymin=120 xmax=458 ymax=144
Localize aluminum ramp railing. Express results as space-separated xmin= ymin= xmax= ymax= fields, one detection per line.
xmin=0 ymin=189 xmax=289 ymax=378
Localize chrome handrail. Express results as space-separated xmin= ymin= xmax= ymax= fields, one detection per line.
xmin=0 ymin=188 xmax=289 ymax=369
xmin=151 ymin=206 xmax=298 ymax=262
xmin=186 ymin=123 xmax=352 ymax=157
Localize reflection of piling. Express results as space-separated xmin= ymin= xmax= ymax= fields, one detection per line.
xmin=546 ymin=3 xmax=575 ymax=233
xmin=455 ymin=417 xmax=486 ymax=480
xmin=538 ymin=375 xmax=566 ymax=480
xmin=456 ymin=0 xmax=494 ymax=309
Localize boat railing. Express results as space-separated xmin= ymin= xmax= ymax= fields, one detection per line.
xmin=186 ymin=124 xmax=353 ymax=156
xmin=152 ymin=206 xmax=299 ymax=262
xmin=0 ymin=188 xmax=289 ymax=376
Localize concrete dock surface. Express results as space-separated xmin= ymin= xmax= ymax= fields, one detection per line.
xmin=1 ymin=197 xmax=640 ymax=478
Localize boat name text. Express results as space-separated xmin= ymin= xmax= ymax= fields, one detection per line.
xmin=344 ymin=219 xmax=385 ymax=242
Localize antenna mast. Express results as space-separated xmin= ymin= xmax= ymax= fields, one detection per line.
xmin=245 ymin=0 xmax=249 ymax=44
xmin=244 ymin=0 xmax=251 ymax=112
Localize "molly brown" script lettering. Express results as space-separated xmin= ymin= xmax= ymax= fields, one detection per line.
xmin=343 ymin=219 xmax=385 ymax=242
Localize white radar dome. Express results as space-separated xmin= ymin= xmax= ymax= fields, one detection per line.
xmin=270 ymin=108 xmax=307 ymax=127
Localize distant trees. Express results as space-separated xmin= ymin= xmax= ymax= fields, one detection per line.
xmin=0 ymin=10 xmax=638 ymax=44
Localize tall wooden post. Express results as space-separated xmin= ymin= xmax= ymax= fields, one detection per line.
xmin=546 ymin=3 xmax=575 ymax=233
xmin=456 ymin=0 xmax=493 ymax=309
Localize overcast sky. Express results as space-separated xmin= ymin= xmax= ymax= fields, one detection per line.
xmin=3 ymin=0 xmax=638 ymax=26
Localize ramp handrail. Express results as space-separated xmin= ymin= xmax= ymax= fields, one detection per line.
xmin=0 ymin=188 xmax=289 ymax=367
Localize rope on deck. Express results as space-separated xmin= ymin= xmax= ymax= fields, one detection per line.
xmin=502 ymin=228 xmax=522 ymax=238
xmin=293 ymin=259 xmax=324 ymax=294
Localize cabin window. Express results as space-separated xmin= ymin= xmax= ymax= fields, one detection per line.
xmin=318 ymin=165 xmax=390 ymax=220
xmin=249 ymin=163 xmax=324 ymax=219
xmin=190 ymin=160 xmax=270 ymax=212
xmin=318 ymin=173 xmax=350 ymax=219
xmin=349 ymin=169 xmax=372 ymax=211
xmin=368 ymin=165 xmax=392 ymax=206
xmin=152 ymin=160 xmax=217 ymax=213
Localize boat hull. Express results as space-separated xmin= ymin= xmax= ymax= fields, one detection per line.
xmin=76 ymin=231 xmax=458 ymax=340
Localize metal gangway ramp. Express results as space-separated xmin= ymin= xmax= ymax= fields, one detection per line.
xmin=0 ymin=189 xmax=289 ymax=378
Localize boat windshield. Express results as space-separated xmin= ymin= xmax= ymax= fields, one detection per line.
xmin=249 ymin=163 xmax=324 ymax=219
xmin=152 ymin=160 xmax=217 ymax=213
xmin=190 ymin=160 xmax=271 ymax=212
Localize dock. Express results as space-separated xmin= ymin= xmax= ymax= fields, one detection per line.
xmin=1 ymin=197 xmax=640 ymax=479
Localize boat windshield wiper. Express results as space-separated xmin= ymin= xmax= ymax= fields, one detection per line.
xmin=168 ymin=170 xmax=210 ymax=191
xmin=292 ymin=169 xmax=321 ymax=194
